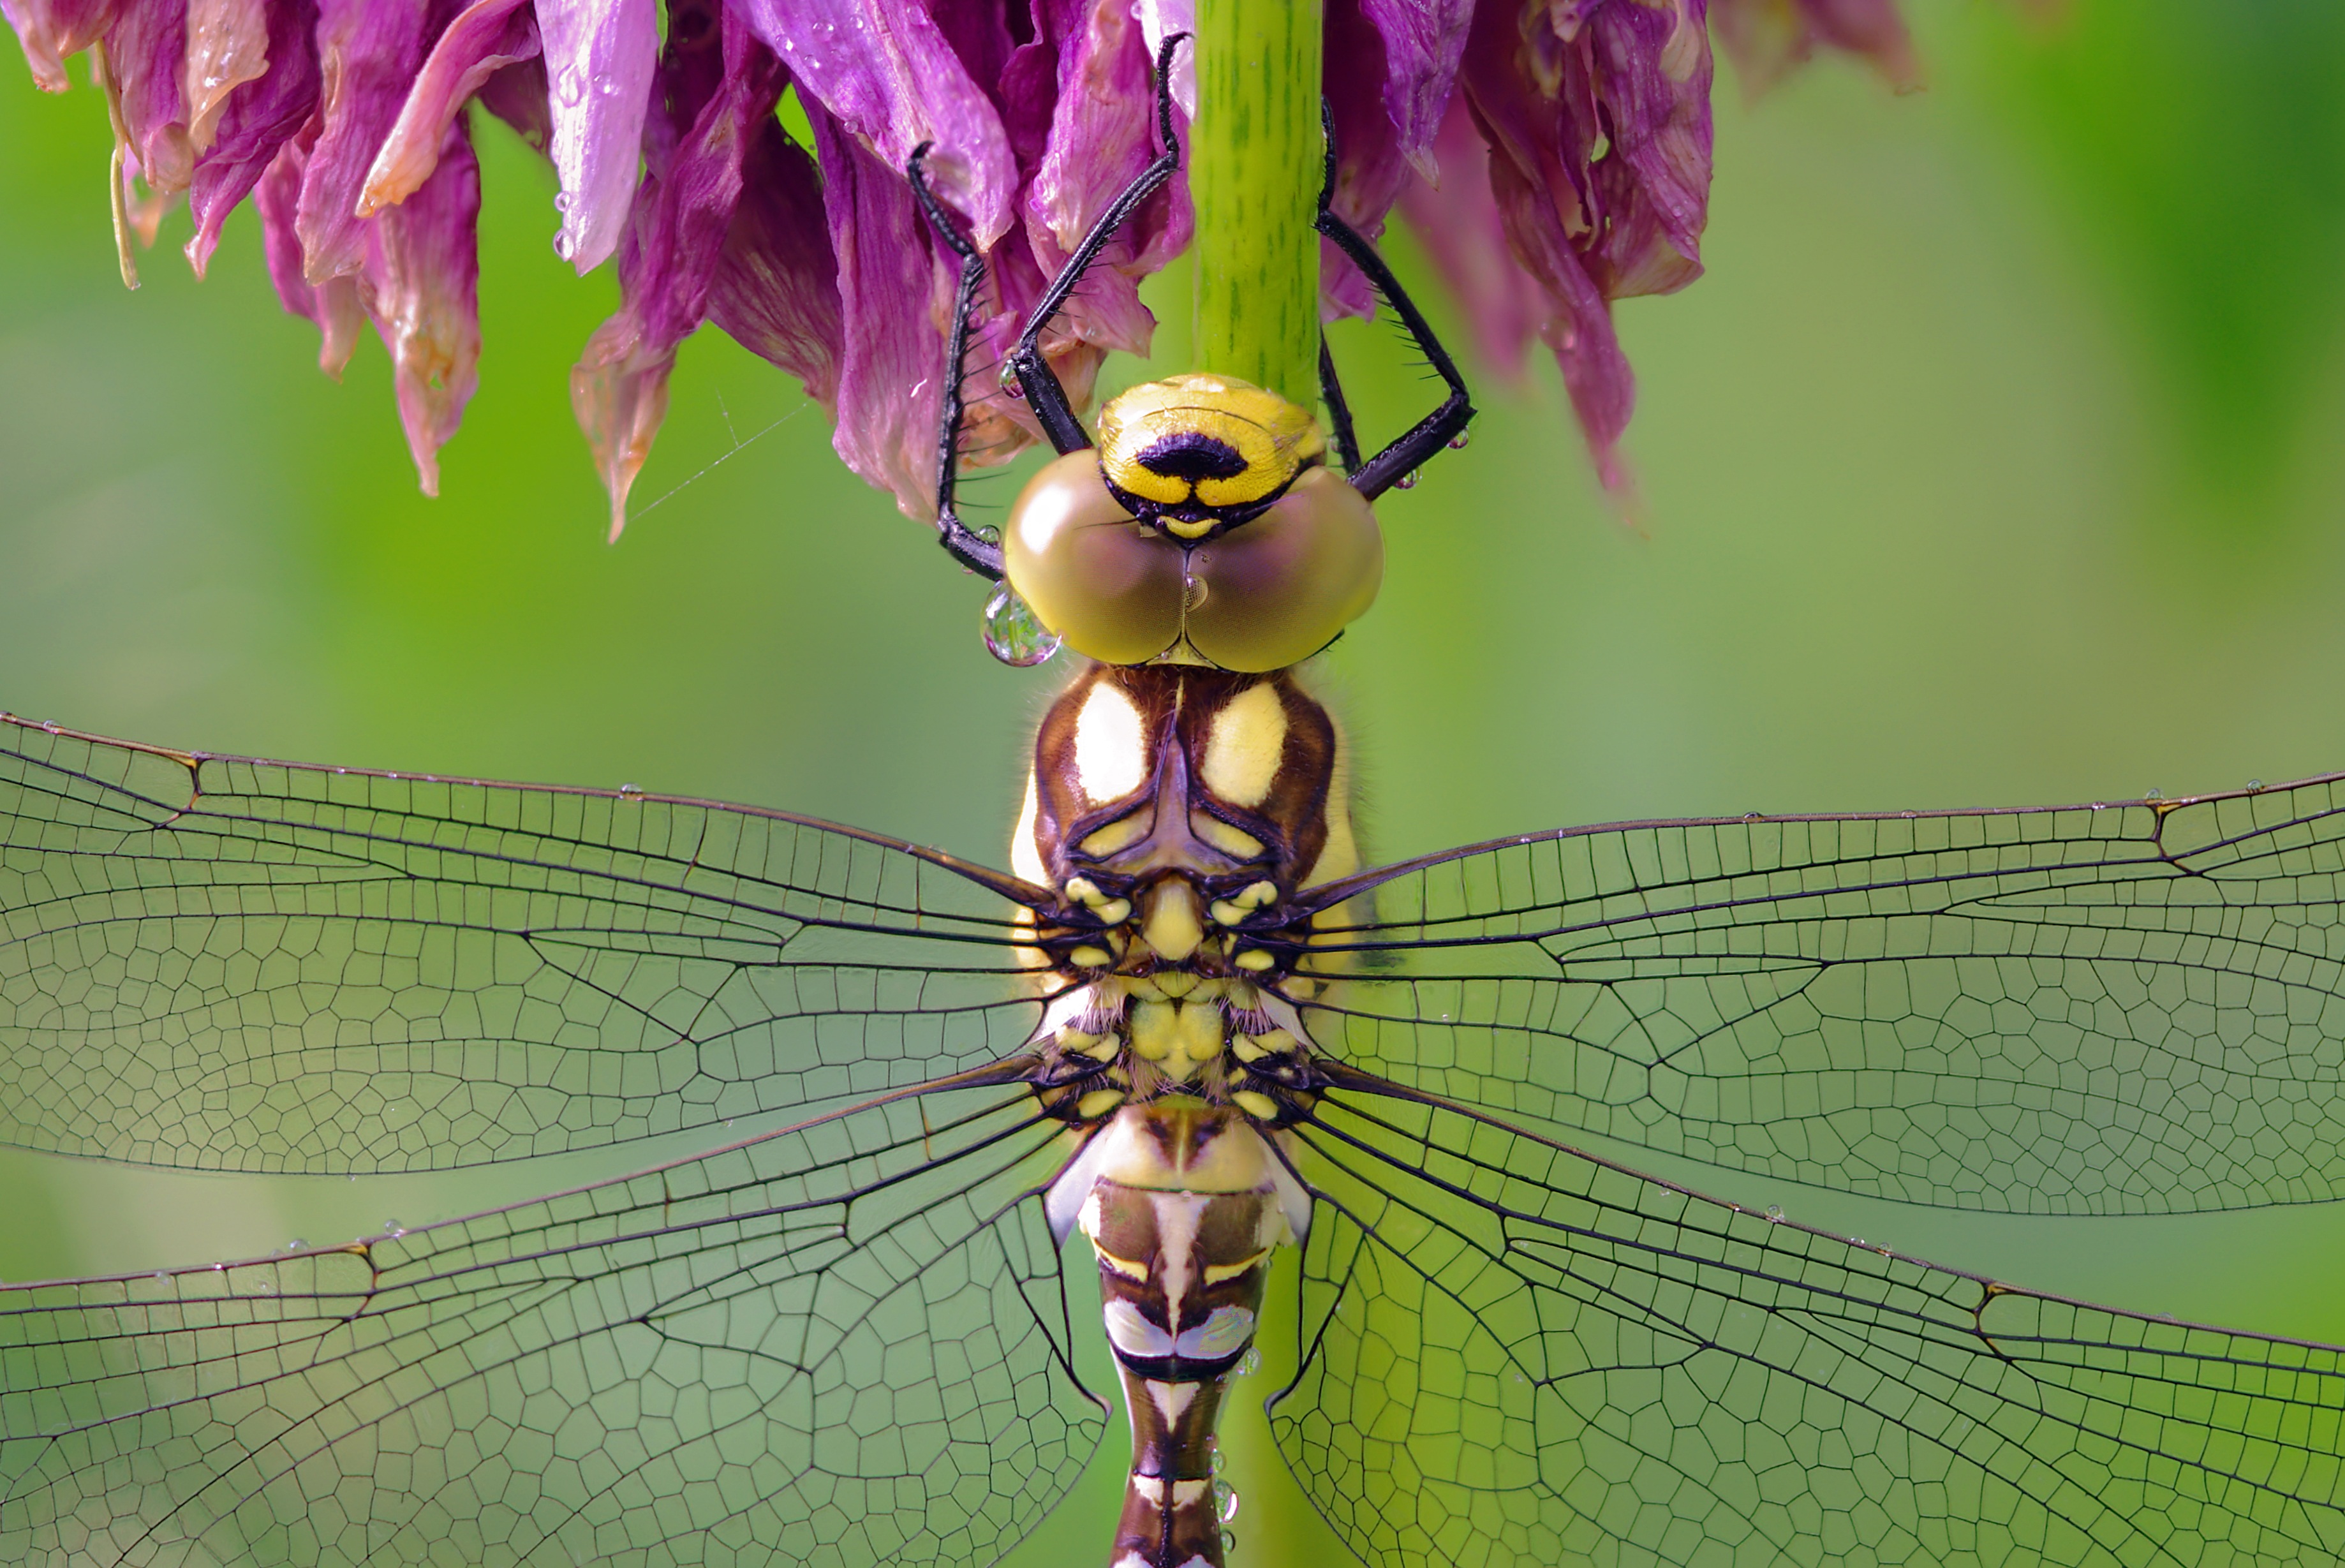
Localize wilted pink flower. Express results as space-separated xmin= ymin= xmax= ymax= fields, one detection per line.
xmin=1709 ymin=0 xmax=1918 ymax=98
xmin=4 ymin=0 xmax=1914 ymax=519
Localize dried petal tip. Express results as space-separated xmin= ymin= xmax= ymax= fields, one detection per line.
xmin=572 ymin=323 xmax=672 ymax=541
xmin=366 ymin=119 xmax=484 ymax=496
xmin=1711 ymin=0 xmax=1921 ymax=98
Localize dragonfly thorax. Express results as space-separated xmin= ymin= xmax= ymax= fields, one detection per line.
xmin=1017 ymin=664 xmax=1353 ymax=1128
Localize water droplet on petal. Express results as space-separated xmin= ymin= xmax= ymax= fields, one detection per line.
xmin=983 ymin=584 xmax=1062 ymax=667
xmin=553 ymin=232 xmax=575 ymax=261
xmin=595 ymin=78 xmax=618 ymax=96
xmin=553 ymin=191 xmax=571 ymax=213
xmin=556 ymin=70 xmax=586 ymax=105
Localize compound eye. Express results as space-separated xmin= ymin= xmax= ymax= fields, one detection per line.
xmin=1005 ymin=451 xmax=1187 ymax=665
xmin=1182 ymin=466 xmax=1383 ymax=673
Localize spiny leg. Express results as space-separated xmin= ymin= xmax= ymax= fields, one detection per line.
xmin=1315 ymin=106 xmax=1476 ymax=500
xmin=1318 ymin=336 xmax=1364 ymax=477
xmin=1008 ymin=31 xmax=1192 ymax=455
xmin=907 ymin=142 xmax=1007 ymax=579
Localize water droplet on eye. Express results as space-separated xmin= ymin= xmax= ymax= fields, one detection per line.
xmin=1447 ymin=431 xmax=1470 ymax=450
xmin=982 ymin=584 xmax=1062 ymax=667
xmin=1764 ymin=1204 xmax=1784 ymax=1223
xmin=1215 ymin=1481 xmax=1240 ymax=1522
xmin=1236 ymin=1345 xmax=1262 ymax=1377
xmin=1394 ymin=471 xmax=1418 ymax=490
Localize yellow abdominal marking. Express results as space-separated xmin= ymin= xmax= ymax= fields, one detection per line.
xmin=1095 ymin=373 xmax=1327 ymax=525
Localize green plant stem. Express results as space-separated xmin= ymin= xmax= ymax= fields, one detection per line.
xmin=1189 ymin=0 xmax=1323 ymax=405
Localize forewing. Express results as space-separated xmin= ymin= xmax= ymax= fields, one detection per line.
xmin=0 ymin=714 xmax=1053 ymax=1173
xmin=1271 ymin=1079 xmax=2345 ymax=1568
xmin=1299 ymin=778 xmax=2345 ymax=1213
xmin=0 ymin=1081 xmax=1104 ymax=1568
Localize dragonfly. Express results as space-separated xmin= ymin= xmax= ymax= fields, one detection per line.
xmin=8 ymin=43 xmax=2345 ymax=1568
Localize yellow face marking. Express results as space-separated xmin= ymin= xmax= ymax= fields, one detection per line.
xmin=1072 ymin=679 xmax=1147 ymax=805
xmin=1199 ymin=682 xmax=1288 ymax=808
xmin=1095 ymin=373 xmax=1328 ymax=513
xmin=1193 ymin=814 xmax=1265 ymax=860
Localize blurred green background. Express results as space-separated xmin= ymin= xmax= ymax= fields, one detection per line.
xmin=8 ymin=0 xmax=2345 ymax=1562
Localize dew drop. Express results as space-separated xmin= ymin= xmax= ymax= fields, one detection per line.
xmin=383 ymin=1220 xmax=403 ymax=1236
xmin=555 ymin=70 xmax=586 ymax=105
xmin=286 ymin=1238 xmax=307 ymax=1252
xmin=1394 ymin=470 xmax=1418 ymax=490
xmin=553 ymin=231 xmax=576 ymax=261
xmin=619 ymin=781 xmax=646 ymax=800
xmin=1215 ymin=1480 xmax=1240 ymax=1522
xmin=1447 ymin=431 xmax=1470 ymax=450
xmin=553 ymin=191 xmax=571 ymax=213
xmin=2248 ymin=778 xmax=2265 ymax=792
xmin=1236 ymin=1345 xmax=1262 ymax=1377
xmin=595 ymin=77 xmax=619 ymax=96
xmin=1764 ymin=1204 xmax=1784 ymax=1223
xmin=1210 ymin=1448 xmax=1226 ymax=1474
xmin=1221 ymin=1529 xmax=1238 ymax=1554
xmin=982 ymin=584 xmax=1062 ymax=667
xmin=2143 ymin=787 xmax=2163 ymax=801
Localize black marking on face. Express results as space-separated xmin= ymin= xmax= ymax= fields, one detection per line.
xmin=1132 ymin=431 xmax=1249 ymax=485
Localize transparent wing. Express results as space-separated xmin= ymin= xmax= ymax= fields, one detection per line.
xmin=1273 ymin=1072 xmax=2345 ymax=1568
xmin=0 ymin=1079 xmax=1104 ymax=1568
xmin=1298 ymin=776 xmax=2345 ymax=1213
xmin=0 ymin=714 xmax=1054 ymax=1173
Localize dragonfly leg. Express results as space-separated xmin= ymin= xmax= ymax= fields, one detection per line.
xmin=1008 ymin=31 xmax=1192 ymax=455
xmin=908 ymin=142 xmax=1007 ymax=579
xmin=1315 ymin=105 xmax=1476 ymax=500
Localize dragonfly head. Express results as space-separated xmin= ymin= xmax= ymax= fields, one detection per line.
xmin=1000 ymin=375 xmax=1383 ymax=672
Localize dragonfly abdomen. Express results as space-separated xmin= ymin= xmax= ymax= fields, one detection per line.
xmin=1046 ymin=1101 xmax=1310 ymax=1568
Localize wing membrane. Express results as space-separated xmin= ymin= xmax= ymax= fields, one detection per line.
xmin=0 ymin=715 xmax=1056 ymax=1173
xmin=1299 ymin=778 xmax=2345 ymax=1213
xmin=1273 ymin=1075 xmax=2345 ymax=1568
xmin=0 ymin=1079 xmax=1104 ymax=1568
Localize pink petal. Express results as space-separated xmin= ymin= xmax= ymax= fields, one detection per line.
xmin=475 ymin=49 xmax=551 ymax=151
xmin=3 ymin=0 xmax=117 ymax=92
xmin=806 ymin=92 xmax=943 ymax=521
xmin=182 ymin=0 xmax=269 ymax=152
xmin=1711 ymin=0 xmax=1918 ymax=98
xmin=1583 ymin=0 xmax=1712 ymax=298
xmin=1359 ymin=0 xmax=1469 ymax=181
xmin=536 ymin=0 xmax=657 ymax=273
xmin=706 ymin=115 xmax=844 ymax=405
xmin=298 ymin=0 xmax=434 ymax=286
xmin=1322 ymin=0 xmax=1409 ymax=319
xmin=1396 ymin=92 xmax=1542 ymax=383
xmin=256 ymin=122 xmax=363 ymax=375
xmin=1488 ymin=145 xmax=1632 ymax=491
xmin=360 ymin=0 xmax=535 ymax=217
xmin=1024 ymin=0 xmax=1187 ymax=355
xmin=103 ymin=0 xmax=192 ymax=196
xmin=185 ymin=0 xmax=319 ymax=277
xmin=362 ymin=110 xmax=482 ymax=496
xmin=574 ymin=1 xmax=789 ymax=538
xmin=732 ymin=0 xmax=1017 ymax=248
